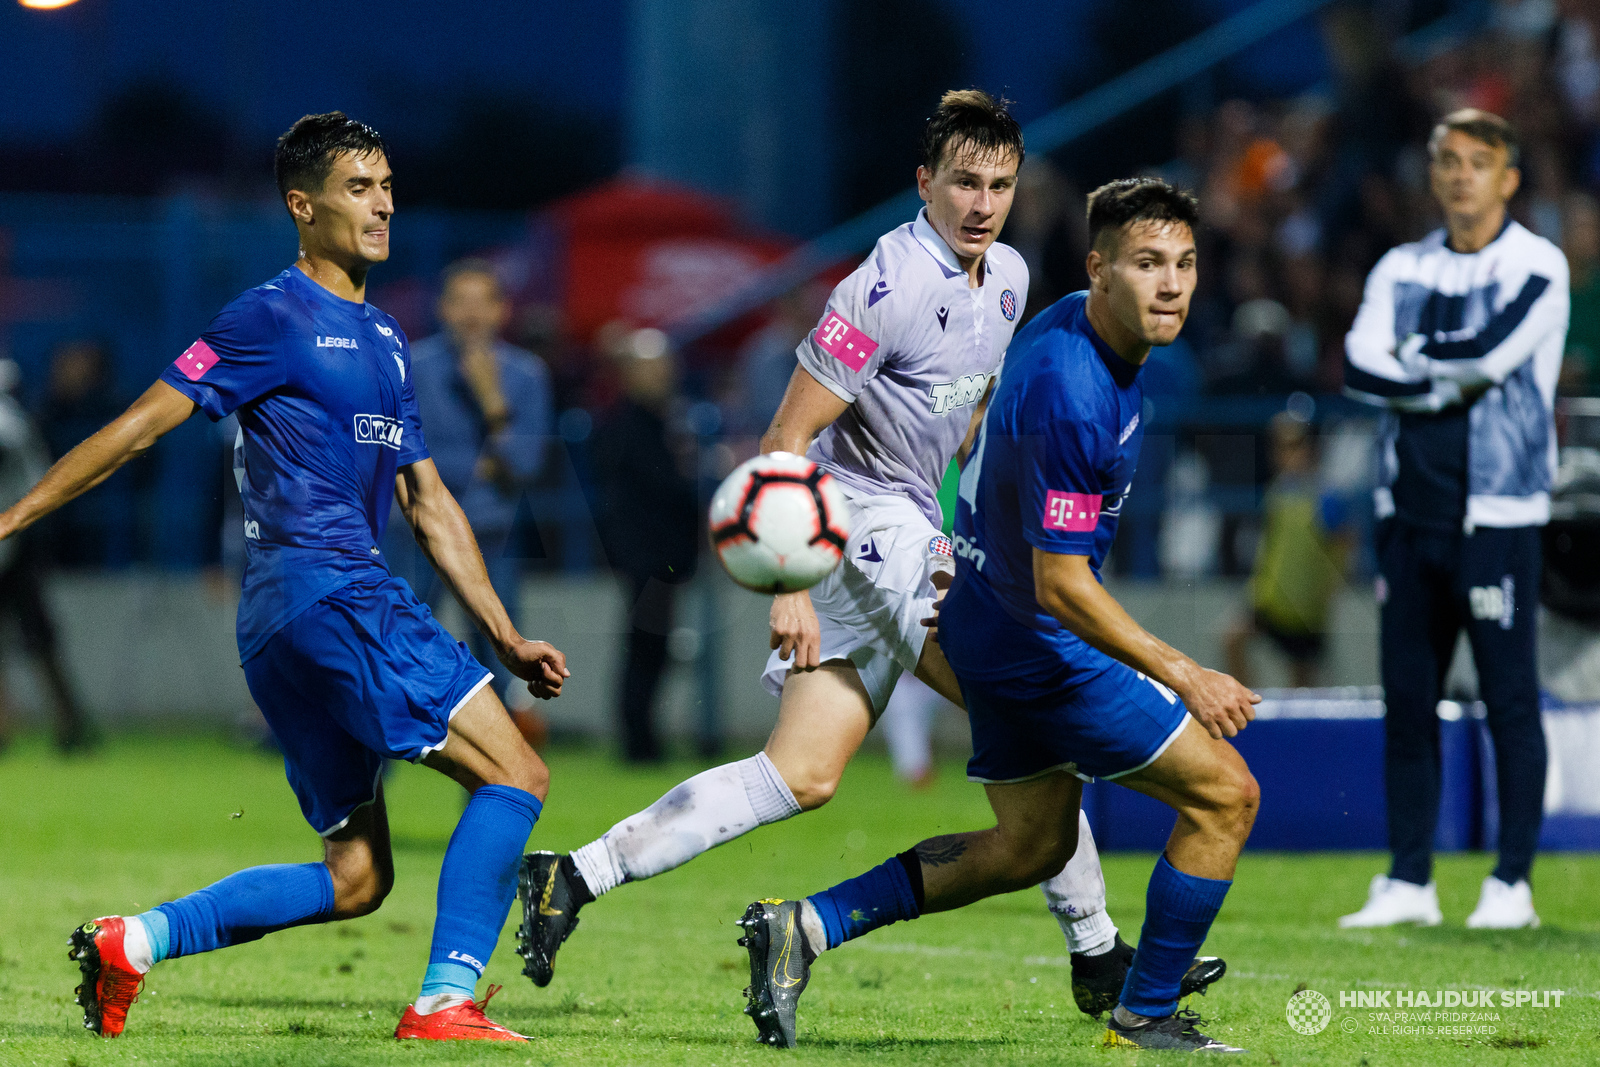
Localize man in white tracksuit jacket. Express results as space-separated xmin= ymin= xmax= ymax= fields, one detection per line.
xmin=1342 ymin=108 xmax=1568 ymax=931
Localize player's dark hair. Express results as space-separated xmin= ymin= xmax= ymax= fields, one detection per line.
xmin=920 ymin=89 xmax=1025 ymax=174
xmin=274 ymin=111 xmax=388 ymax=205
xmin=1086 ymin=177 xmax=1200 ymax=252
xmin=1428 ymin=108 xmax=1520 ymax=167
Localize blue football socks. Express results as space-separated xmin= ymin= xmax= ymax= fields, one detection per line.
xmin=1119 ymin=854 xmax=1232 ymax=1018
xmin=148 ymin=862 xmax=335 ymax=961
xmin=419 ymin=784 xmax=543 ymax=1001
xmin=806 ymin=852 xmax=922 ymax=950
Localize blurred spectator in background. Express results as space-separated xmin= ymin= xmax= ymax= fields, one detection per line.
xmin=592 ymin=326 xmax=699 ymax=763
xmin=737 ymin=284 xmax=827 ymax=436
xmin=1561 ymin=191 xmax=1600 ymax=392
xmin=1006 ymin=159 xmax=1088 ymax=319
xmin=1224 ymin=411 xmax=1352 ymax=688
xmin=0 ymin=360 xmax=96 ymax=751
xmin=37 ymin=340 xmax=131 ymax=567
xmin=876 ymin=676 xmax=955 ymax=789
xmin=403 ymin=258 xmax=553 ymax=710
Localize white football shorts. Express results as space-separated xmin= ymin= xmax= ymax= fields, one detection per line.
xmin=761 ymin=485 xmax=944 ymax=717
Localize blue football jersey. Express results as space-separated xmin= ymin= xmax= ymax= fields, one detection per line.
xmin=943 ymin=292 xmax=1145 ymax=679
xmin=161 ymin=267 xmax=428 ymax=660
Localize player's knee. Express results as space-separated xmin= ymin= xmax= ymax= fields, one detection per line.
xmin=329 ymin=861 xmax=392 ymax=919
xmin=501 ymin=749 xmax=550 ymax=802
xmin=788 ymin=773 xmax=840 ymax=812
xmin=1212 ymin=766 xmax=1260 ymax=840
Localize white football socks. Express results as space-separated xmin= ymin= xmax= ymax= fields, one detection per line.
xmin=413 ymin=993 xmax=473 ymax=1015
xmin=122 ymin=915 xmax=155 ymax=974
xmin=1040 ymin=809 xmax=1118 ymax=955
xmin=571 ymin=753 xmax=801 ymax=896
xmin=799 ymin=900 xmax=828 ymax=957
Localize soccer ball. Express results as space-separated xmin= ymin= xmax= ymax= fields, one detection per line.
xmin=708 ymin=453 xmax=850 ymax=593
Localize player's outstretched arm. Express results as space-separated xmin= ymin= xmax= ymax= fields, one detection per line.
xmin=395 ymin=457 xmax=569 ymax=699
xmin=1032 ymin=548 xmax=1258 ymax=739
xmin=0 ymin=380 xmax=197 ymax=543
xmin=761 ymin=366 xmax=850 ymax=670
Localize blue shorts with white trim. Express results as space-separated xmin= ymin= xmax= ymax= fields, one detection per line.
xmin=243 ymin=574 xmax=493 ymax=836
xmin=960 ymin=655 xmax=1190 ymax=784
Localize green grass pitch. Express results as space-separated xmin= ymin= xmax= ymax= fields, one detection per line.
xmin=0 ymin=733 xmax=1595 ymax=1065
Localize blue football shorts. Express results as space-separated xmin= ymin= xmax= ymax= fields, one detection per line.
xmin=243 ymin=574 xmax=493 ymax=836
xmin=960 ymin=654 xmax=1191 ymax=784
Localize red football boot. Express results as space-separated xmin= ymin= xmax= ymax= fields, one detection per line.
xmin=394 ymin=985 xmax=529 ymax=1041
xmin=68 ymin=917 xmax=146 ymax=1037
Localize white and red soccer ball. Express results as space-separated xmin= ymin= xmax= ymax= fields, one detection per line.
xmin=709 ymin=453 xmax=849 ymax=593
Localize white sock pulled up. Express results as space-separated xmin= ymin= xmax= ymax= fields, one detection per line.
xmin=571 ymin=752 xmax=800 ymax=896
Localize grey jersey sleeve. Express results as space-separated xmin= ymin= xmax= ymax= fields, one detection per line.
xmin=794 ymin=256 xmax=898 ymax=403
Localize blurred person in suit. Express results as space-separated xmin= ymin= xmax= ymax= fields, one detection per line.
xmin=37 ymin=340 xmax=134 ymax=567
xmin=592 ymin=327 xmax=700 ymax=762
xmin=0 ymin=359 xmax=96 ymax=751
xmin=400 ymin=259 xmax=553 ymax=737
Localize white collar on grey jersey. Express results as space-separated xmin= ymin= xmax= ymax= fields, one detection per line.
xmin=912 ymin=208 xmax=971 ymax=281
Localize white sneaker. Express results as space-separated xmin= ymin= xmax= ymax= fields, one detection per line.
xmin=1338 ymin=874 xmax=1443 ymax=928
xmin=1465 ymin=876 xmax=1540 ymax=929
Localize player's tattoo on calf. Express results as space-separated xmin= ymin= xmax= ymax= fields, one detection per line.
xmin=915 ymin=835 xmax=968 ymax=867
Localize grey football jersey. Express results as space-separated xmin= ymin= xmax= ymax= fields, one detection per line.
xmin=797 ymin=208 xmax=1028 ymax=527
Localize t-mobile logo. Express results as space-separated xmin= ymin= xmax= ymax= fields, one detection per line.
xmin=929 ymin=373 xmax=990 ymax=415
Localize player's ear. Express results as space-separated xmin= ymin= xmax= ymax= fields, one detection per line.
xmin=917 ymin=165 xmax=933 ymax=203
xmin=1085 ymin=248 xmax=1105 ymax=291
xmin=286 ymin=189 xmax=315 ymax=228
xmin=1500 ymin=165 xmax=1521 ymax=202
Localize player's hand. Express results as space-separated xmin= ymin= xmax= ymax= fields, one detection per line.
xmin=1177 ymin=667 xmax=1259 ymax=740
xmin=770 ymin=589 xmax=822 ymax=670
xmin=1395 ymin=332 xmax=1429 ymax=378
xmin=501 ymin=639 xmax=571 ymax=700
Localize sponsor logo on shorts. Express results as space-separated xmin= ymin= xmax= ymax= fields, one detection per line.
xmin=1000 ymin=289 xmax=1017 ymax=320
xmin=1469 ymin=576 xmax=1515 ymax=630
xmin=815 ymin=311 xmax=877 ymax=372
xmin=354 ymin=413 xmax=404 ymax=450
xmin=930 ymin=372 xmax=989 ymax=415
xmin=858 ymin=538 xmax=883 ymax=563
xmin=174 ymin=339 xmax=219 ymax=381
xmin=1043 ymin=491 xmax=1101 ymax=532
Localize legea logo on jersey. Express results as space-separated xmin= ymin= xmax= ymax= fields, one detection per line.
xmin=317 ymin=336 xmax=359 ymax=349
xmin=354 ymin=413 xmax=404 ymax=450
xmin=815 ymin=312 xmax=877 ymax=371
xmin=1043 ymin=491 xmax=1101 ymax=532
xmin=929 ymin=373 xmax=989 ymax=415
